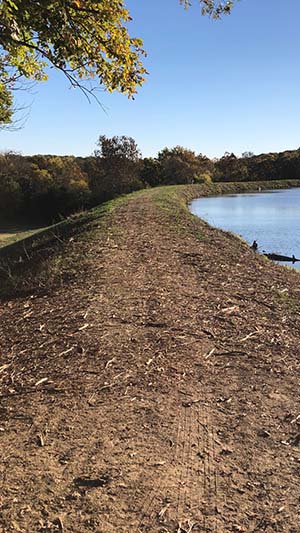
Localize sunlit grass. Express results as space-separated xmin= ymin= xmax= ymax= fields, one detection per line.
xmin=0 ymin=229 xmax=41 ymax=248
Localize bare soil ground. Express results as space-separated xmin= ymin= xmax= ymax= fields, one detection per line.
xmin=1 ymin=187 xmax=300 ymax=532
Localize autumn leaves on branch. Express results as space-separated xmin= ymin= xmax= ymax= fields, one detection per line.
xmin=0 ymin=1 xmax=236 ymax=125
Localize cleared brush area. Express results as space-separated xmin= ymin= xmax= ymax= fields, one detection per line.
xmin=1 ymin=182 xmax=300 ymax=532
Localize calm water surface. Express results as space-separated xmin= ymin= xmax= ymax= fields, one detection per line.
xmin=190 ymin=188 xmax=300 ymax=270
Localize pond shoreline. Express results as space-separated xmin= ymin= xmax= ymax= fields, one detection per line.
xmin=189 ymin=181 xmax=300 ymax=270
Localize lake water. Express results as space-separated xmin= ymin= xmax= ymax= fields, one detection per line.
xmin=190 ymin=188 xmax=300 ymax=270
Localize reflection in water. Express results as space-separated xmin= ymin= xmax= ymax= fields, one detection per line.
xmin=189 ymin=188 xmax=300 ymax=270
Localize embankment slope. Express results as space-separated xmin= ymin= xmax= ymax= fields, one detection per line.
xmin=1 ymin=184 xmax=300 ymax=532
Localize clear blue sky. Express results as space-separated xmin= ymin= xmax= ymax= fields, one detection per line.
xmin=1 ymin=0 xmax=300 ymax=159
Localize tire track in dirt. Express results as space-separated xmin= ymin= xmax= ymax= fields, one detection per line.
xmin=175 ymin=401 xmax=220 ymax=533
xmin=135 ymin=393 xmax=180 ymax=532
xmin=135 ymin=390 xmax=223 ymax=532
xmin=202 ymin=409 xmax=218 ymax=533
xmin=135 ymin=396 xmax=189 ymax=532
xmin=176 ymin=400 xmax=222 ymax=532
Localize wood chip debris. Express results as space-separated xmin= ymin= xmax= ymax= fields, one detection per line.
xmin=158 ymin=503 xmax=170 ymax=519
xmin=182 ymin=398 xmax=201 ymax=408
xmin=58 ymin=347 xmax=74 ymax=357
xmin=37 ymin=434 xmax=44 ymax=447
xmin=105 ymin=357 xmax=116 ymax=368
xmin=204 ymin=347 xmax=215 ymax=359
xmin=152 ymin=460 xmax=166 ymax=466
xmin=35 ymin=377 xmax=48 ymax=387
xmin=239 ymin=332 xmax=257 ymax=342
xmin=78 ymin=323 xmax=90 ymax=331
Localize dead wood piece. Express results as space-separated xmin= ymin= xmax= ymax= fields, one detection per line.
xmin=291 ymin=414 xmax=300 ymax=424
xmin=239 ymin=332 xmax=257 ymax=342
xmin=0 ymin=364 xmax=10 ymax=373
xmin=215 ymin=350 xmax=247 ymax=357
xmin=22 ymin=241 xmax=30 ymax=260
xmin=182 ymin=398 xmax=201 ymax=408
xmin=152 ymin=460 xmax=166 ymax=467
xmin=158 ymin=503 xmax=170 ymax=520
xmin=257 ymin=429 xmax=271 ymax=438
xmin=98 ymin=383 xmax=115 ymax=392
xmin=105 ymin=357 xmax=116 ymax=368
xmin=177 ymin=520 xmax=199 ymax=533
xmin=58 ymin=347 xmax=74 ymax=357
xmin=78 ymin=323 xmax=90 ymax=331
xmin=221 ymin=305 xmax=239 ymax=313
xmin=74 ymin=475 xmax=110 ymax=488
xmin=204 ymin=347 xmax=215 ymax=359
xmin=37 ymin=433 xmax=45 ymax=447
xmin=252 ymin=298 xmax=275 ymax=310
xmin=143 ymin=321 xmax=168 ymax=328
xmin=289 ymin=433 xmax=300 ymax=446
xmin=53 ymin=517 xmax=64 ymax=531
xmin=35 ymin=377 xmax=48 ymax=386
xmin=202 ymin=328 xmax=215 ymax=338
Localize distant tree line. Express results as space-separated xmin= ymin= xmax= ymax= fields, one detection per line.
xmin=212 ymin=150 xmax=300 ymax=182
xmin=1 ymin=136 xmax=300 ymax=224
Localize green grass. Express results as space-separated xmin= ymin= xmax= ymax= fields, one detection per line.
xmin=0 ymin=228 xmax=44 ymax=248
xmin=2 ymin=178 xmax=300 ymax=258
xmin=1 ymin=178 xmax=300 ymax=299
xmin=0 ymin=195 xmax=127 ymax=299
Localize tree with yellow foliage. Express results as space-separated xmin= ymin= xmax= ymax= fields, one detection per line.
xmin=0 ymin=1 xmax=236 ymax=125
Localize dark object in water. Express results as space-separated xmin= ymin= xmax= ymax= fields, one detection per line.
xmin=264 ymin=252 xmax=300 ymax=263
xmin=251 ymin=240 xmax=258 ymax=251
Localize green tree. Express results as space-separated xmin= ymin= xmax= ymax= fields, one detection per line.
xmin=93 ymin=135 xmax=143 ymax=200
xmin=0 ymin=0 xmax=237 ymax=125
xmin=140 ymin=157 xmax=163 ymax=187
xmin=214 ymin=152 xmax=249 ymax=181
xmin=95 ymin=135 xmax=141 ymax=161
xmin=158 ymin=146 xmax=204 ymax=184
xmin=0 ymin=152 xmax=22 ymax=216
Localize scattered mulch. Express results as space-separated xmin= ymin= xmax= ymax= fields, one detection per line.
xmin=1 ymin=186 xmax=300 ymax=532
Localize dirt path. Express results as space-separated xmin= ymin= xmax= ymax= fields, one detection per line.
xmin=1 ymin=188 xmax=300 ymax=532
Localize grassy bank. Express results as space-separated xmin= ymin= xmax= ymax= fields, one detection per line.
xmin=0 ymin=228 xmax=40 ymax=248
xmin=1 ymin=178 xmax=299 ymax=298
xmin=147 ymin=178 xmax=300 ymax=234
xmin=2 ymin=177 xmax=299 ymax=254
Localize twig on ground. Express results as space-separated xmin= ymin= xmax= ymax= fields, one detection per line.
xmin=105 ymin=357 xmax=116 ymax=368
xmin=35 ymin=377 xmax=48 ymax=386
xmin=58 ymin=346 xmax=74 ymax=357
xmin=158 ymin=503 xmax=170 ymax=520
xmin=204 ymin=347 xmax=215 ymax=359
xmin=240 ymin=332 xmax=257 ymax=342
